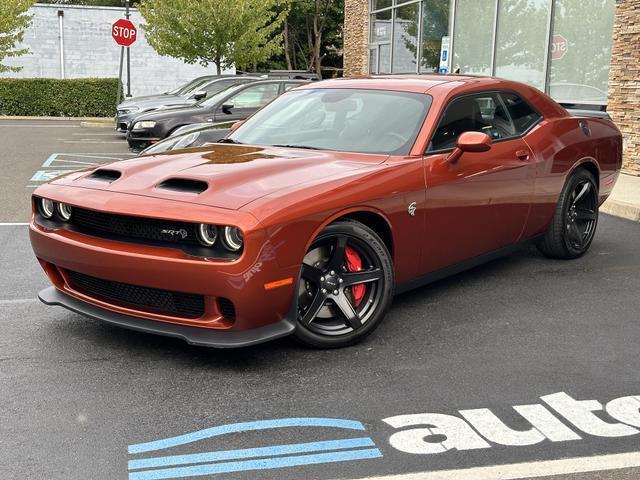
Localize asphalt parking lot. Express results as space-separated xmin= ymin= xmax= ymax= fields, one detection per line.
xmin=1 ymin=119 xmax=639 ymax=480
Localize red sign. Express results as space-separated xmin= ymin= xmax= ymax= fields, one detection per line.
xmin=551 ymin=34 xmax=568 ymax=60
xmin=112 ymin=18 xmax=137 ymax=47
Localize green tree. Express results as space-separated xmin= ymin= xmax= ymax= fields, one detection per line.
xmin=0 ymin=0 xmax=34 ymax=73
xmin=138 ymin=0 xmax=290 ymax=74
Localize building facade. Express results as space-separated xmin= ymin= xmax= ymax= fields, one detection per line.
xmin=343 ymin=0 xmax=639 ymax=174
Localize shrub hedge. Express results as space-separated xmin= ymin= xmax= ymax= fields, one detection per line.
xmin=0 ymin=78 xmax=121 ymax=117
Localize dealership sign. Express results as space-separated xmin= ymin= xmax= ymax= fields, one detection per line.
xmin=552 ymin=34 xmax=568 ymax=60
xmin=112 ymin=18 xmax=137 ymax=47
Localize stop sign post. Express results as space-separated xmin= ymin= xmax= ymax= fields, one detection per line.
xmin=113 ymin=3 xmax=136 ymax=105
xmin=112 ymin=18 xmax=137 ymax=47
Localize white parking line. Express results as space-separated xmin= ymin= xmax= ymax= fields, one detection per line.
xmin=0 ymin=222 xmax=28 ymax=226
xmin=0 ymin=298 xmax=39 ymax=305
xmin=61 ymin=140 xmax=124 ymax=144
xmin=0 ymin=124 xmax=79 ymax=128
xmin=353 ymin=452 xmax=640 ymax=480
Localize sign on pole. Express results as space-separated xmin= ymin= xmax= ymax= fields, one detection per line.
xmin=439 ymin=36 xmax=450 ymax=73
xmin=551 ymin=34 xmax=568 ymax=61
xmin=112 ymin=18 xmax=137 ymax=47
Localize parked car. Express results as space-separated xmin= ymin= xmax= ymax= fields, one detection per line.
xmin=126 ymin=79 xmax=308 ymax=150
xmin=116 ymin=75 xmax=259 ymax=132
xmin=30 ymin=75 xmax=622 ymax=349
xmin=139 ymin=122 xmax=236 ymax=155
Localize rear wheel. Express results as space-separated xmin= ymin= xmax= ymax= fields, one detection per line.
xmin=537 ymin=168 xmax=599 ymax=259
xmin=294 ymin=220 xmax=394 ymax=348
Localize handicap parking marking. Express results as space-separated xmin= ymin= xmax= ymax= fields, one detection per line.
xmin=28 ymin=152 xmax=136 ymax=188
xmin=127 ymin=417 xmax=382 ymax=480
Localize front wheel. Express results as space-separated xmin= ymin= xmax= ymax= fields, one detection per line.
xmin=537 ymin=168 xmax=599 ymax=259
xmin=294 ymin=220 xmax=394 ymax=348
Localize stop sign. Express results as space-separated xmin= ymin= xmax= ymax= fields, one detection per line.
xmin=112 ymin=18 xmax=137 ymax=47
xmin=551 ymin=34 xmax=568 ymax=60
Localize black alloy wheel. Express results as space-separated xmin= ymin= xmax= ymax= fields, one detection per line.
xmin=294 ymin=220 xmax=394 ymax=348
xmin=538 ymin=168 xmax=599 ymax=259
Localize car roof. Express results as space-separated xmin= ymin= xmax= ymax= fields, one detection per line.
xmin=295 ymin=74 xmax=518 ymax=94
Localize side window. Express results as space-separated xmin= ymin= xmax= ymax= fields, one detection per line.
xmin=228 ymin=84 xmax=280 ymax=109
xmin=202 ymin=79 xmax=236 ymax=95
xmin=429 ymin=93 xmax=515 ymax=152
xmin=499 ymin=92 xmax=542 ymax=134
xmin=284 ymin=82 xmax=301 ymax=91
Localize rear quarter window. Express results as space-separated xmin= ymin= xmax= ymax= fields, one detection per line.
xmin=500 ymin=92 xmax=542 ymax=134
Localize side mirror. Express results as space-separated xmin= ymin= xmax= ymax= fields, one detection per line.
xmin=230 ymin=120 xmax=244 ymax=132
xmin=192 ymin=90 xmax=207 ymax=101
xmin=221 ymin=102 xmax=234 ymax=114
xmin=446 ymin=131 xmax=492 ymax=164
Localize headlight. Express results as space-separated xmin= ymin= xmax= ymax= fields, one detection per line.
xmin=222 ymin=226 xmax=243 ymax=252
xmin=39 ymin=198 xmax=55 ymax=219
xmin=118 ymin=106 xmax=139 ymax=114
xmin=57 ymin=203 xmax=72 ymax=221
xmin=133 ymin=120 xmax=156 ymax=129
xmin=196 ymin=224 xmax=218 ymax=247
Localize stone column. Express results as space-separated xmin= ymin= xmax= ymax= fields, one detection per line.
xmin=607 ymin=0 xmax=640 ymax=175
xmin=343 ymin=0 xmax=369 ymax=77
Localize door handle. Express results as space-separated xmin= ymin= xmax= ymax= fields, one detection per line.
xmin=515 ymin=149 xmax=530 ymax=161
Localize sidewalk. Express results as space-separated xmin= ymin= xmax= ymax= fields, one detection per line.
xmin=601 ymin=173 xmax=640 ymax=221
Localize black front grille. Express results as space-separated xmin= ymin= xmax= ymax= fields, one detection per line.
xmin=218 ymin=297 xmax=236 ymax=319
xmin=67 ymin=270 xmax=205 ymax=318
xmin=70 ymin=207 xmax=200 ymax=245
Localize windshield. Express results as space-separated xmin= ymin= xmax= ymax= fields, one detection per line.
xmin=166 ymin=77 xmax=207 ymax=96
xmin=228 ymin=88 xmax=431 ymax=155
xmin=197 ymin=83 xmax=246 ymax=107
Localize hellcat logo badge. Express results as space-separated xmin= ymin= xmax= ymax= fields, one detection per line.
xmin=407 ymin=202 xmax=417 ymax=216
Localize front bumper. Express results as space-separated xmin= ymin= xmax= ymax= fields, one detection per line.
xmin=30 ymin=185 xmax=301 ymax=347
xmin=39 ymin=286 xmax=294 ymax=348
xmin=126 ymin=129 xmax=159 ymax=150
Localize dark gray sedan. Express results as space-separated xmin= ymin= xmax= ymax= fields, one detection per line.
xmin=126 ymin=79 xmax=308 ymax=150
xmin=116 ymin=75 xmax=258 ymax=132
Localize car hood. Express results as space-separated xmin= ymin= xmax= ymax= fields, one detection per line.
xmin=123 ymin=97 xmax=194 ymax=113
xmin=52 ymin=144 xmax=387 ymax=211
xmin=134 ymin=104 xmax=204 ymax=122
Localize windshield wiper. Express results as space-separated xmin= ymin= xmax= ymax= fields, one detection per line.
xmin=272 ymin=144 xmax=321 ymax=150
xmin=217 ymin=138 xmax=243 ymax=144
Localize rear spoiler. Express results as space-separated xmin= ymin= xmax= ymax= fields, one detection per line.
xmin=566 ymin=109 xmax=611 ymax=121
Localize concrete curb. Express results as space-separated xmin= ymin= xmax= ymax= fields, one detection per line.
xmin=601 ymin=199 xmax=640 ymax=222
xmin=0 ymin=115 xmax=112 ymax=121
xmin=79 ymin=120 xmax=115 ymax=128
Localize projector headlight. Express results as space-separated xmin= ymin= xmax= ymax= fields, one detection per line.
xmin=196 ymin=224 xmax=218 ymax=247
xmin=118 ymin=106 xmax=139 ymax=114
xmin=222 ymin=226 xmax=243 ymax=252
xmin=39 ymin=198 xmax=55 ymax=219
xmin=57 ymin=203 xmax=72 ymax=221
xmin=134 ymin=120 xmax=156 ymax=129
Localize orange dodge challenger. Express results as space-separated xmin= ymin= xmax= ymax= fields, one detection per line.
xmin=30 ymin=75 xmax=622 ymax=348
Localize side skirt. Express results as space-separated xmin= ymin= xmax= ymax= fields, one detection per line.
xmin=395 ymin=236 xmax=543 ymax=295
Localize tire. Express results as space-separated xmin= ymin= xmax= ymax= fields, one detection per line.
xmin=537 ymin=168 xmax=599 ymax=259
xmin=293 ymin=220 xmax=394 ymax=348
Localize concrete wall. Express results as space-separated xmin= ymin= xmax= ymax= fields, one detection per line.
xmin=0 ymin=4 xmax=233 ymax=97
xmin=608 ymin=0 xmax=640 ymax=175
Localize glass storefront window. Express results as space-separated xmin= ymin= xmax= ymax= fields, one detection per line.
xmin=548 ymin=0 xmax=615 ymax=105
xmin=452 ymin=0 xmax=496 ymax=74
xmin=494 ymin=0 xmax=551 ymax=91
xmin=420 ymin=0 xmax=450 ymax=71
xmin=392 ymin=2 xmax=420 ymax=72
xmin=370 ymin=9 xmax=392 ymax=43
xmin=369 ymin=0 xmax=450 ymax=74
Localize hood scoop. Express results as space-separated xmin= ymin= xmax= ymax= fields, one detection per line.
xmin=87 ymin=169 xmax=121 ymax=183
xmin=156 ymin=178 xmax=209 ymax=194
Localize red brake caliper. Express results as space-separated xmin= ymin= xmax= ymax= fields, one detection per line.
xmin=345 ymin=246 xmax=365 ymax=306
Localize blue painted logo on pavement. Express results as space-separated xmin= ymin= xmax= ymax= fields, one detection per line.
xmin=127 ymin=417 xmax=382 ymax=479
